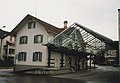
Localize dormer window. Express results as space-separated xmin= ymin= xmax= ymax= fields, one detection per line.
xmin=28 ymin=21 xmax=36 ymax=29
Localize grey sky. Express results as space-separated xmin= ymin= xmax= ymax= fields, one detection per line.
xmin=0 ymin=0 xmax=119 ymax=40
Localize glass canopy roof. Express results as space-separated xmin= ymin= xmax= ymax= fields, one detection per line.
xmin=49 ymin=23 xmax=113 ymax=54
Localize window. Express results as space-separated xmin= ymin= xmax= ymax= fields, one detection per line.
xmin=34 ymin=35 xmax=43 ymax=44
xmin=28 ymin=21 xmax=36 ymax=29
xmin=9 ymin=49 xmax=15 ymax=54
xmin=19 ymin=36 xmax=28 ymax=44
xmin=18 ymin=52 xmax=27 ymax=61
xmin=33 ymin=52 xmax=42 ymax=62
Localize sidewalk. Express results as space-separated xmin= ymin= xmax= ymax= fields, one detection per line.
xmin=0 ymin=67 xmax=13 ymax=77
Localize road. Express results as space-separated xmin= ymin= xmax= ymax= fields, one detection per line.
xmin=53 ymin=66 xmax=120 ymax=83
xmin=0 ymin=66 xmax=119 ymax=83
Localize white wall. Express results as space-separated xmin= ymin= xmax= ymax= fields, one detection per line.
xmin=0 ymin=36 xmax=15 ymax=59
xmin=15 ymin=19 xmax=49 ymax=66
xmin=51 ymin=51 xmax=61 ymax=68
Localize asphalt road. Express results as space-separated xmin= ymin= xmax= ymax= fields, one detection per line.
xmin=0 ymin=66 xmax=119 ymax=83
xmin=53 ymin=66 xmax=120 ymax=83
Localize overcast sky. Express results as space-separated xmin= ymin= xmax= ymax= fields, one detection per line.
xmin=0 ymin=0 xmax=119 ymax=40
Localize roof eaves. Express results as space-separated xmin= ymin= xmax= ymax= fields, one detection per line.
xmin=0 ymin=29 xmax=10 ymax=39
xmin=10 ymin=14 xmax=64 ymax=36
xmin=10 ymin=14 xmax=31 ymax=36
xmin=29 ymin=15 xmax=64 ymax=34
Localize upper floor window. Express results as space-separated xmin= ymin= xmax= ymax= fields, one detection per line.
xmin=33 ymin=52 xmax=42 ymax=62
xmin=34 ymin=35 xmax=43 ymax=44
xmin=9 ymin=49 xmax=15 ymax=54
xmin=19 ymin=36 xmax=28 ymax=44
xmin=18 ymin=52 xmax=27 ymax=61
xmin=28 ymin=21 xmax=36 ymax=29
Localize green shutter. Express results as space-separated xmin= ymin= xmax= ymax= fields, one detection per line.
xmin=24 ymin=52 xmax=27 ymax=61
xmin=33 ymin=22 xmax=36 ymax=28
xmin=21 ymin=36 xmax=24 ymax=44
xmin=18 ymin=53 xmax=21 ymax=61
xmin=34 ymin=36 xmax=36 ymax=43
xmin=19 ymin=37 xmax=22 ymax=44
xmin=41 ymin=35 xmax=43 ymax=43
xmin=33 ymin=52 xmax=35 ymax=61
xmin=25 ymin=36 xmax=28 ymax=44
xmin=28 ymin=22 xmax=32 ymax=29
xmin=39 ymin=52 xmax=42 ymax=62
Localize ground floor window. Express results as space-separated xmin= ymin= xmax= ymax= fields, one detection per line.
xmin=33 ymin=52 xmax=42 ymax=62
xmin=18 ymin=52 xmax=27 ymax=61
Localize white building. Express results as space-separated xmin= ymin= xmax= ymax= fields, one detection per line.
xmin=10 ymin=14 xmax=88 ymax=74
xmin=105 ymin=50 xmax=117 ymax=65
xmin=11 ymin=14 xmax=113 ymax=74
xmin=0 ymin=29 xmax=15 ymax=60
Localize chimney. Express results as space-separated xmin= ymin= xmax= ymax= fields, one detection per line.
xmin=64 ymin=20 xmax=68 ymax=29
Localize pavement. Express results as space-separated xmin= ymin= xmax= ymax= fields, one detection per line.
xmin=52 ymin=66 xmax=120 ymax=83
xmin=0 ymin=68 xmax=13 ymax=77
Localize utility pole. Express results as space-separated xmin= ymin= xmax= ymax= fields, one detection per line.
xmin=35 ymin=0 xmax=38 ymax=17
xmin=118 ymin=9 xmax=120 ymax=68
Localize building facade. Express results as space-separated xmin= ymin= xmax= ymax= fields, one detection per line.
xmin=0 ymin=29 xmax=15 ymax=60
xmin=10 ymin=14 xmax=114 ymax=74
xmin=11 ymin=14 xmax=87 ymax=74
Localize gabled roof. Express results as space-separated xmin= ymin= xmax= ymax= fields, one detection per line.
xmin=0 ymin=29 xmax=9 ymax=39
xmin=10 ymin=14 xmax=64 ymax=36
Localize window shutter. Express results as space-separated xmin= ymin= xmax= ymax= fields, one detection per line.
xmin=34 ymin=36 xmax=36 ymax=43
xmin=33 ymin=52 xmax=35 ymax=61
xmin=28 ymin=22 xmax=32 ymax=29
xmin=33 ymin=22 xmax=36 ymax=28
xmin=41 ymin=35 xmax=43 ymax=43
xmin=18 ymin=53 xmax=21 ymax=61
xmin=24 ymin=52 xmax=27 ymax=61
xmin=19 ymin=37 xmax=22 ymax=44
xmin=39 ymin=52 xmax=42 ymax=62
xmin=25 ymin=36 xmax=28 ymax=44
